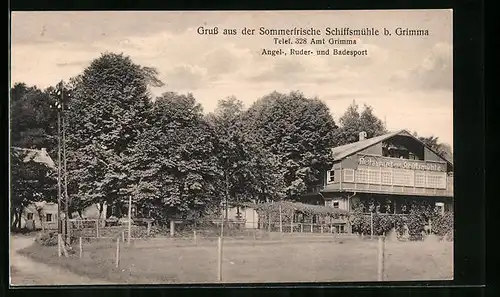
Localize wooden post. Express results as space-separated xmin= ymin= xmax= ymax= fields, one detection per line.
xmin=122 ymin=231 xmax=125 ymax=242
xmin=217 ymin=236 xmax=223 ymax=282
xmin=428 ymin=218 xmax=432 ymax=235
xmin=147 ymin=222 xmax=151 ymax=236
xmin=290 ymin=215 xmax=293 ymax=233
xmin=57 ymin=234 xmax=62 ymax=257
xmin=115 ymin=237 xmax=120 ymax=268
xmin=321 ymin=225 xmax=324 ymax=233
xmin=267 ymin=214 xmax=271 ymax=232
xmin=370 ymin=212 xmax=374 ymax=239
xmin=252 ymin=209 xmax=255 ymax=229
xmin=193 ymin=230 xmax=197 ymax=242
xmin=310 ymin=221 xmax=313 ymax=233
xmin=170 ymin=220 xmax=175 ymax=237
xmin=127 ymin=195 xmax=132 ymax=246
xmin=279 ymin=204 xmax=283 ymax=233
xmin=79 ymin=237 xmax=82 ymax=259
xmin=96 ymin=219 xmax=99 ymax=238
xmin=377 ymin=236 xmax=386 ymax=281
xmin=300 ymin=223 xmax=303 ymax=233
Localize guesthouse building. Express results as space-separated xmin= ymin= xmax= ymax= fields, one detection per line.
xmin=308 ymin=130 xmax=453 ymax=231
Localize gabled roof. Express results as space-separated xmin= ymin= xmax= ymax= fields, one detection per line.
xmin=331 ymin=130 xmax=453 ymax=166
xmin=11 ymin=147 xmax=56 ymax=169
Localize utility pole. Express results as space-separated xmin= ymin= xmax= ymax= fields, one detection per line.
xmin=52 ymin=81 xmax=71 ymax=244
xmin=57 ymin=105 xmax=62 ymax=236
xmin=62 ymin=91 xmax=69 ymax=244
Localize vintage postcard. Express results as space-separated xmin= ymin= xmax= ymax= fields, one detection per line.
xmin=9 ymin=10 xmax=453 ymax=285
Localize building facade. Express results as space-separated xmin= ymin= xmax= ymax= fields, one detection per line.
xmin=311 ymin=130 xmax=453 ymax=227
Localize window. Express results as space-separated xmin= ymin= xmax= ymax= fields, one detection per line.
xmin=355 ymin=167 xmax=381 ymax=184
xmin=355 ymin=168 xmax=369 ymax=183
xmin=27 ymin=213 xmax=33 ymax=220
xmin=332 ymin=201 xmax=340 ymax=208
xmin=435 ymin=202 xmax=445 ymax=215
xmin=343 ymin=169 xmax=355 ymax=182
xmin=46 ymin=213 xmax=53 ymax=222
xmin=415 ymin=171 xmax=426 ymax=187
xmin=381 ymin=168 xmax=392 ymax=185
xmin=368 ymin=169 xmax=381 ymax=184
xmin=327 ymin=170 xmax=335 ymax=183
xmin=426 ymin=172 xmax=446 ymax=189
xmin=392 ymin=168 xmax=414 ymax=186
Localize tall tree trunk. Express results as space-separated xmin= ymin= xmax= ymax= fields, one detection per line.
xmin=11 ymin=210 xmax=16 ymax=230
xmin=16 ymin=209 xmax=23 ymax=229
xmin=98 ymin=202 xmax=104 ymax=219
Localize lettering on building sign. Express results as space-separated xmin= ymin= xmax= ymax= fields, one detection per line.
xmin=358 ymin=156 xmax=445 ymax=172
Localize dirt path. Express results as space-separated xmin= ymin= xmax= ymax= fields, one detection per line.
xmin=9 ymin=236 xmax=110 ymax=286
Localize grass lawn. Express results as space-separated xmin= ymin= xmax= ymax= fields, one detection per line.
xmin=18 ymin=235 xmax=453 ymax=284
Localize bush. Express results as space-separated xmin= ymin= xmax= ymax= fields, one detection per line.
xmin=432 ymin=211 xmax=454 ymax=240
xmin=35 ymin=231 xmax=58 ymax=246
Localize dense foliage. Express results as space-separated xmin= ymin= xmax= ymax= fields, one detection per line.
xmin=10 ymin=83 xmax=58 ymax=153
xmin=10 ymin=149 xmax=56 ymax=229
xmin=65 ymin=53 xmax=163 ymax=218
xmin=130 ymin=92 xmax=222 ymax=222
xmin=335 ymin=101 xmax=387 ymax=145
xmin=243 ymin=91 xmax=338 ymax=199
xmin=349 ymin=200 xmax=453 ymax=241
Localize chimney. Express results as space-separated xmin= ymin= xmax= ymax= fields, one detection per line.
xmin=359 ymin=131 xmax=367 ymax=141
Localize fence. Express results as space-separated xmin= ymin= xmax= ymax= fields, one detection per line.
xmin=54 ymin=228 xmax=453 ymax=283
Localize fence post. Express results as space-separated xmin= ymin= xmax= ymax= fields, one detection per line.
xmin=217 ymin=236 xmax=223 ymax=282
xmin=370 ymin=212 xmax=374 ymax=239
xmin=193 ymin=230 xmax=197 ymax=242
xmin=321 ymin=225 xmax=324 ymax=233
xmin=267 ymin=214 xmax=271 ymax=233
xmin=330 ymin=223 xmax=333 ymax=233
xmin=122 ymin=231 xmax=125 ymax=242
xmin=377 ymin=235 xmax=386 ymax=281
xmin=96 ymin=219 xmax=99 ymax=238
xmin=127 ymin=195 xmax=132 ymax=246
xmin=290 ymin=216 xmax=293 ymax=233
xmin=279 ymin=204 xmax=283 ymax=233
xmin=170 ymin=220 xmax=175 ymax=237
xmin=300 ymin=223 xmax=303 ymax=233
xmin=79 ymin=237 xmax=83 ymax=259
xmin=115 ymin=237 xmax=120 ymax=268
xmin=147 ymin=222 xmax=151 ymax=236
xmin=57 ymin=234 xmax=62 ymax=257
xmin=310 ymin=222 xmax=313 ymax=233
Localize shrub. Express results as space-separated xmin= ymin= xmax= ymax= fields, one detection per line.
xmin=432 ymin=211 xmax=454 ymax=240
xmin=35 ymin=231 xmax=59 ymax=246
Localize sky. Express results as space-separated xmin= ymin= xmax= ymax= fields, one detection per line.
xmin=10 ymin=10 xmax=453 ymax=146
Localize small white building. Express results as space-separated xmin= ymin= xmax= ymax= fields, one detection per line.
xmin=12 ymin=147 xmax=108 ymax=230
xmin=224 ymin=205 xmax=259 ymax=229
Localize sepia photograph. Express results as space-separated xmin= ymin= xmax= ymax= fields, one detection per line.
xmin=9 ymin=10 xmax=453 ymax=285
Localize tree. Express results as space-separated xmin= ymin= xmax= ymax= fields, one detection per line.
xmin=206 ymin=97 xmax=286 ymax=215
xmin=412 ymin=133 xmax=453 ymax=162
xmin=10 ymin=83 xmax=58 ymax=154
xmin=129 ymin=92 xmax=222 ymax=222
xmin=335 ymin=101 xmax=387 ymax=145
xmin=65 ymin=52 xmax=164 ymax=218
xmin=244 ymin=91 xmax=338 ymax=200
xmin=10 ymin=148 xmax=56 ymax=229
